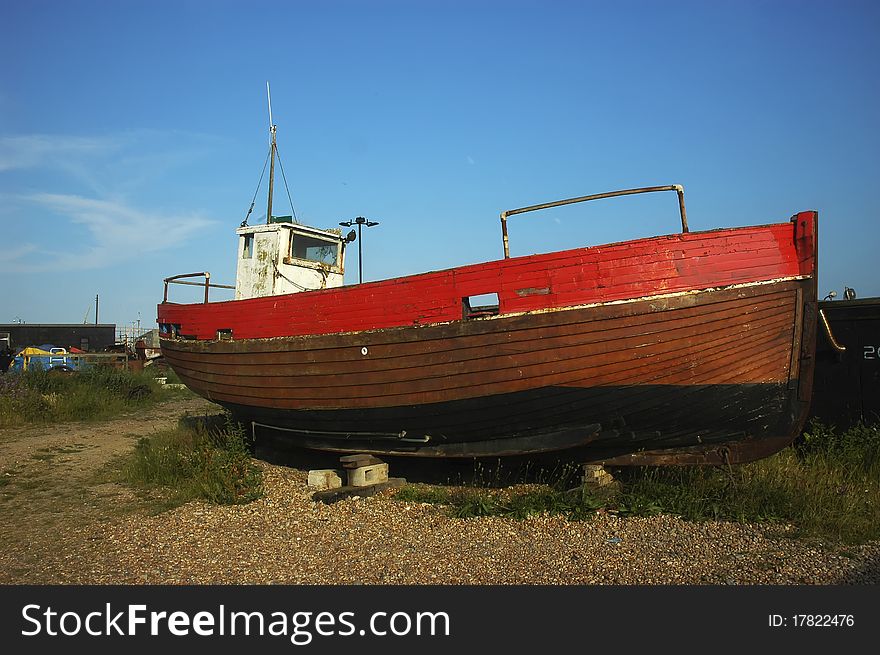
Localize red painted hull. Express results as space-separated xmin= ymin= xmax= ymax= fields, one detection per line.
xmin=158 ymin=212 xmax=818 ymax=463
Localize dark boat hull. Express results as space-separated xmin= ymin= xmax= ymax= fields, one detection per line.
xmin=810 ymin=296 xmax=880 ymax=428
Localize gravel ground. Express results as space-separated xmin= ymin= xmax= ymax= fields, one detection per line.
xmin=5 ymin=463 xmax=878 ymax=586
xmin=1 ymin=396 xmax=877 ymax=585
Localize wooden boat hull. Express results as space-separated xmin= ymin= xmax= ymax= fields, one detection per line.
xmin=158 ymin=213 xmax=817 ymax=464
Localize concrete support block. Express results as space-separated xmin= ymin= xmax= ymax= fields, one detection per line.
xmin=582 ymin=464 xmax=614 ymax=487
xmin=347 ymin=463 xmax=389 ymax=487
xmin=583 ymin=464 xmax=606 ymax=479
xmin=307 ymin=469 xmax=343 ymax=490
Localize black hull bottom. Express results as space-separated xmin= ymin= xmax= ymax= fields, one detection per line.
xmin=218 ymin=382 xmax=807 ymax=463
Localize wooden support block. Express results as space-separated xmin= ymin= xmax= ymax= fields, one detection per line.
xmin=312 ymin=478 xmax=406 ymax=504
xmin=339 ymin=454 xmax=385 ymax=469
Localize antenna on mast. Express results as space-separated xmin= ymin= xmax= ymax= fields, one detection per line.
xmin=267 ymin=81 xmax=273 ymax=129
xmin=266 ymin=81 xmax=276 ymax=224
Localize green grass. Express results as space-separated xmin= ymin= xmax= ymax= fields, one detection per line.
xmin=111 ymin=415 xmax=263 ymax=510
xmin=0 ymin=367 xmax=172 ymax=427
xmin=394 ymin=420 xmax=880 ymax=545
xmin=395 ymin=474 xmax=606 ymax=522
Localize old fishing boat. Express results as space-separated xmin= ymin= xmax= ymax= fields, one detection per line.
xmin=157 ymin=113 xmax=818 ymax=465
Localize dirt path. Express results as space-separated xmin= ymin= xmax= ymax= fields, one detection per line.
xmin=0 ymin=393 xmax=219 ymax=582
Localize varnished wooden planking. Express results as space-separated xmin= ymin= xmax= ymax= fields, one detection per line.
xmin=164 ymin=308 xmax=794 ymax=397
xmin=168 ymin=322 xmax=794 ymax=411
xmin=163 ymin=281 xmax=799 ymax=358
xmin=161 ymin=284 xmax=796 ymax=370
xmin=162 ymin=282 xmax=800 ymax=410
xmin=160 ymin=292 xmax=795 ymax=381
xmin=170 ymin=337 xmax=795 ymax=416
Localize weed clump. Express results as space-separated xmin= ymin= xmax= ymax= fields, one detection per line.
xmin=120 ymin=415 xmax=262 ymax=507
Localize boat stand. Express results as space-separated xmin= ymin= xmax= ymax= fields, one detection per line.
xmin=309 ymin=454 xmax=406 ymax=504
xmin=578 ymin=463 xmax=620 ymax=497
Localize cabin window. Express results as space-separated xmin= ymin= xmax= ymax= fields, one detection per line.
xmin=290 ymin=234 xmax=339 ymax=267
xmin=463 ymin=293 xmax=500 ymax=319
xmin=242 ymin=234 xmax=254 ymax=259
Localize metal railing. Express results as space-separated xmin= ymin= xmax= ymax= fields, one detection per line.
xmin=163 ymin=272 xmax=235 ymax=304
xmin=499 ymin=184 xmax=689 ymax=259
xmin=818 ymin=309 xmax=846 ymax=352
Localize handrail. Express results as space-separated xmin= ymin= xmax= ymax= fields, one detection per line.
xmin=818 ymin=309 xmax=846 ymax=352
xmin=499 ymin=184 xmax=688 ymax=259
xmin=163 ymin=272 xmax=235 ymax=304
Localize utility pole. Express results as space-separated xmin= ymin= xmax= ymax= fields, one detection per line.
xmin=95 ymin=294 xmax=99 ymax=325
xmin=338 ymin=216 xmax=379 ymax=283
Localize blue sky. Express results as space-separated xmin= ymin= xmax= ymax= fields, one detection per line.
xmin=2 ymin=0 xmax=878 ymax=331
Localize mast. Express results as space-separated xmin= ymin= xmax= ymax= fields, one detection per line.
xmin=266 ymin=81 xmax=276 ymax=224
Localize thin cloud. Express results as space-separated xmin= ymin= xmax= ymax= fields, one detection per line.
xmin=1 ymin=193 xmax=215 ymax=273
xmin=0 ymin=242 xmax=39 ymax=267
xmin=0 ymin=134 xmax=120 ymax=172
xmin=0 ymin=130 xmax=220 ymax=196
xmin=0 ymin=130 xmax=224 ymax=273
